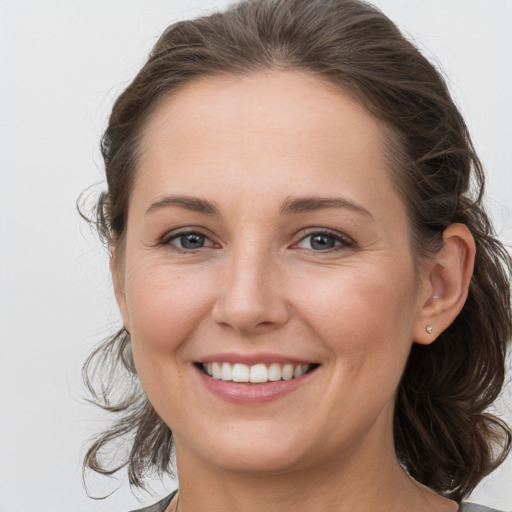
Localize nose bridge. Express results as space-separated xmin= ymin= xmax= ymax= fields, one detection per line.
xmin=211 ymin=233 xmax=288 ymax=333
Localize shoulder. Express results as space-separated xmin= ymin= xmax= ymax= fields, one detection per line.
xmin=459 ymin=503 xmax=505 ymax=512
xmin=127 ymin=490 xmax=177 ymax=512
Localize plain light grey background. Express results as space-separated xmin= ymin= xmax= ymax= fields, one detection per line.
xmin=1 ymin=1 xmax=511 ymax=511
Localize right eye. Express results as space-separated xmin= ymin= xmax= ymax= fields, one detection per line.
xmin=165 ymin=231 xmax=214 ymax=250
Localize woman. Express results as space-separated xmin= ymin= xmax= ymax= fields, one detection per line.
xmin=82 ymin=0 xmax=512 ymax=510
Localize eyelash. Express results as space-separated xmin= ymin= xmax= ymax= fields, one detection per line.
xmin=294 ymin=229 xmax=355 ymax=252
xmin=161 ymin=227 xmax=355 ymax=254
xmin=162 ymin=230 xmax=215 ymax=252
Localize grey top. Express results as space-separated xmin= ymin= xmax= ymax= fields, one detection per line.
xmin=460 ymin=505 xmax=505 ymax=512
xmin=460 ymin=505 xmax=504 ymax=512
xmin=128 ymin=491 xmax=175 ymax=512
xmin=128 ymin=491 xmax=504 ymax=512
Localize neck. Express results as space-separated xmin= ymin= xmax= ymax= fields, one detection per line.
xmin=171 ymin=425 xmax=458 ymax=512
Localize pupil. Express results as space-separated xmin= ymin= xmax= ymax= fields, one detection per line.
xmin=181 ymin=233 xmax=204 ymax=249
xmin=311 ymin=234 xmax=335 ymax=250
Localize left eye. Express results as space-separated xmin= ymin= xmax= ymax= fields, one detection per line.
xmin=295 ymin=231 xmax=351 ymax=251
xmin=166 ymin=232 xmax=213 ymax=250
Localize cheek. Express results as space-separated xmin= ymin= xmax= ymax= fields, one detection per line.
xmin=294 ymin=263 xmax=417 ymax=368
xmin=124 ymin=264 xmax=215 ymax=358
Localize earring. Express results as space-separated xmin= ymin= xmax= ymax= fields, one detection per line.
xmin=426 ymin=325 xmax=433 ymax=334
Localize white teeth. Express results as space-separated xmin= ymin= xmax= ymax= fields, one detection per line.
xmin=221 ymin=362 xmax=232 ymax=380
xmin=249 ymin=363 xmax=268 ymax=383
xmin=212 ymin=362 xmax=222 ymax=379
xmin=282 ymin=364 xmax=294 ymax=381
xmin=268 ymin=363 xmax=282 ymax=381
xmin=232 ymin=363 xmax=249 ymax=382
xmin=201 ymin=362 xmax=314 ymax=383
xmin=293 ymin=364 xmax=304 ymax=378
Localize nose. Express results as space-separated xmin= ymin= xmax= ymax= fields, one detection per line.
xmin=211 ymin=246 xmax=290 ymax=336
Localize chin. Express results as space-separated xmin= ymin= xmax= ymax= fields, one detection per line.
xmin=210 ymin=446 xmax=306 ymax=475
xmin=188 ymin=426 xmax=312 ymax=475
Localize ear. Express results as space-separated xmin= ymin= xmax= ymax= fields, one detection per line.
xmin=110 ymin=251 xmax=131 ymax=332
xmin=413 ymin=223 xmax=475 ymax=345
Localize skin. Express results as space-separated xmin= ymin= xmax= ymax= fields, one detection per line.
xmin=113 ymin=71 xmax=474 ymax=512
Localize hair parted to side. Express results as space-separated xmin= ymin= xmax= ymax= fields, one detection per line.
xmin=82 ymin=0 xmax=512 ymax=500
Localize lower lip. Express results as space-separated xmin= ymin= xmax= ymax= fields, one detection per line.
xmin=195 ymin=366 xmax=318 ymax=405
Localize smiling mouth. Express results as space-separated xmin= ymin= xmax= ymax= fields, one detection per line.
xmin=197 ymin=362 xmax=319 ymax=383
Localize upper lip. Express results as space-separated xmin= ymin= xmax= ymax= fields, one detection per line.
xmin=196 ymin=352 xmax=318 ymax=366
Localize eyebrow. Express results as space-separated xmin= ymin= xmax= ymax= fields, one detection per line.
xmin=145 ymin=194 xmax=372 ymax=218
xmin=279 ymin=196 xmax=372 ymax=217
xmin=145 ymin=195 xmax=220 ymax=216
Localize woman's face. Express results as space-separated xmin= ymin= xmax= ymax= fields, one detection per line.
xmin=115 ymin=71 xmax=431 ymax=474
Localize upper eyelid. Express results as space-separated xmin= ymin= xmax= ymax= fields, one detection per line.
xmin=159 ymin=226 xmax=355 ymax=247
xmin=162 ymin=230 xmax=216 ymax=252
xmin=292 ymin=232 xmax=356 ymax=254
xmin=295 ymin=227 xmax=355 ymax=244
xmin=161 ymin=227 xmax=214 ymax=242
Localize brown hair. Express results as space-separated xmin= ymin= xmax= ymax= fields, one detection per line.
xmin=82 ymin=0 xmax=512 ymax=500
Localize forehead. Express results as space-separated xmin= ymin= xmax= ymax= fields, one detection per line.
xmin=133 ymin=70 xmax=406 ymax=225
xmin=141 ymin=70 xmax=385 ymax=165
